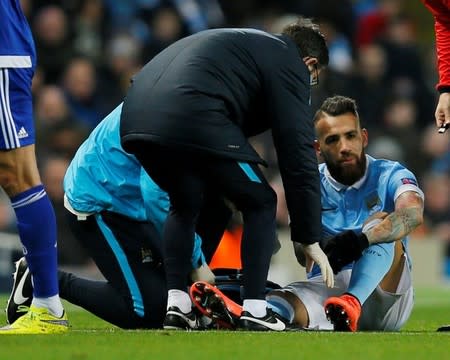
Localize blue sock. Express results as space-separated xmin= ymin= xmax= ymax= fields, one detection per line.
xmin=11 ymin=185 xmax=59 ymax=298
xmin=347 ymin=243 xmax=395 ymax=304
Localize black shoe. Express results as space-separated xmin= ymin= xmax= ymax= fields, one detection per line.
xmin=437 ymin=325 xmax=450 ymax=332
xmin=163 ymin=306 xmax=198 ymax=330
xmin=5 ymin=257 xmax=32 ymax=324
xmin=238 ymin=308 xmax=286 ymax=331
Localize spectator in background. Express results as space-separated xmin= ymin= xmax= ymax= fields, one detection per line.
xmin=99 ymin=33 xmax=143 ymax=109
xmin=32 ymin=5 xmax=74 ymax=84
xmin=380 ymin=97 xmax=424 ymax=176
xmin=350 ymin=44 xmax=389 ymax=131
xmin=34 ymin=85 xmax=89 ymax=160
xmin=355 ymin=0 xmax=404 ymax=48
xmin=142 ymin=6 xmax=186 ymax=60
xmin=379 ymin=14 xmax=434 ymax=127
xmin=422 ymin=172 xmax=450 ymax=279
xmin=317 ymin=18 xmax=353 ymax=75
xmin=62 ymin=57 xmax=105 ymax=129
xmin=72 ymin=0 xmax=109 ymax=66
xmin=421 ymin=0 xmax=450 ymax=131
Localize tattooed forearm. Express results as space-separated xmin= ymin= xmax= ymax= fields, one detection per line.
xmin=364 ymin=207 xmax=423 ymax=244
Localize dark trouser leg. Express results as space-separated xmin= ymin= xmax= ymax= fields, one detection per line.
xmin=135 ymin=149 xmax=206 ymax=291
xmin=135 ymin=146 xmax=276 ymax=300
xmin=206 ymin=161 xmax=277 ymax=300
xmin=58 ymin=271 xmax=141 ymax=329
xmin=196 ymin=193 xmax=233 ymax=263
xmin=65 ymin=211 xmax=167 ymax=328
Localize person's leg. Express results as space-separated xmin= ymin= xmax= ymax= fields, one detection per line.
xmin=266 ymin=272 xmax=350 ymax=329
xmin=358 ymin=244 xmax=413 ymax=331
xmin=0 ymin=67 xmax=65 ymax=333
xmin=196 ymin=193 xmax=232 ymax=263
xmin=206 ymin=160 xmax=279 ymax=329
xmin=134 ymin=147 xmax=207 ymax=329
xmin=64 ymin=211 xmax=167 ymax=328
xmin=325 ymin=241 xmax=405 ymax=331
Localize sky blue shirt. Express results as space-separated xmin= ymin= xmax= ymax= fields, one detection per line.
xmin=310 ymin=155 xmax=423 ymax=277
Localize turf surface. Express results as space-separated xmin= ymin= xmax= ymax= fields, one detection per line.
xmin=0 ymin=287 xmax=448 ymax=360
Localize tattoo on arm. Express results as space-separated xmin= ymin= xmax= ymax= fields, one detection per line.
xmin=365 ymin=207 xmax=423 ymax=244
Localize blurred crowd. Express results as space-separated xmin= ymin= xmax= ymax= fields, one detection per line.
xmin=0 ymin=0 xmax=448 ymax=280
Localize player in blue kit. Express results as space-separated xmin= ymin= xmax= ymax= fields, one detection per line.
xmin=191 ymin=95 xmax=424 ymax=332
xmin=6 ymin=103 xmax=229 ymax=329
xmin=0 ymin=0 xmax=68 ymax=334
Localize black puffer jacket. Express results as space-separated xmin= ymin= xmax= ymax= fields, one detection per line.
xmin=120 ymin=28 xmax=321 ymax=245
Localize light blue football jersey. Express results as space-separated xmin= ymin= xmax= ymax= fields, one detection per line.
xmin=64 ymin=103 xmax=150 ymax=220
xmin=310 ymin=155 xmax=423 ymax=277
xmin=64 ymin=103 xmax=205 ymax=265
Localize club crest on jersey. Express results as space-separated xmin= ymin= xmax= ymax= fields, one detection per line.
xmin=401 ymin=178 xmax=417 ymax=186
xmin=365 ymin=192 xmax=381 ymax=211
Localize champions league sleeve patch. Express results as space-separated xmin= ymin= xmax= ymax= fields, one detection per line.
xmin=401 ymin=178 xmax=418 ymax=186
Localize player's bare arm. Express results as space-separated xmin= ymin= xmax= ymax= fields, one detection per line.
xmin=364 ymin=191 xmax=424 ymax=245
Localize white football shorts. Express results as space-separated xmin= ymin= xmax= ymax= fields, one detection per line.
xmin=270 ymin=253 xmax=413 ymax=331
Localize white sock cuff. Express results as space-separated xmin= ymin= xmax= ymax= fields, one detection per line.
xmin=243 ymin=299 xmax=267 ymax=317
xmin=167 ymin=289 xmax=192 ymax=313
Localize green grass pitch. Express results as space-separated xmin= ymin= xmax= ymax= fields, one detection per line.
xmin=0 ymin=287 xmax=448 ymax=360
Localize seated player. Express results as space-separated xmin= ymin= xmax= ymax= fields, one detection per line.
xmin=190 ymin=95 xmax=424 ymax=331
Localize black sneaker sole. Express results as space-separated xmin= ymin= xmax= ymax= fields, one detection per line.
xmin=325 ymin=304 xmax=352 ymax=331
xmin=163 ymin=307 xmax=197 ymax=330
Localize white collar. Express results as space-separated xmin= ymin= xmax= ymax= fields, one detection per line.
xmin=324 ymin=154 xmax=371 ymax=191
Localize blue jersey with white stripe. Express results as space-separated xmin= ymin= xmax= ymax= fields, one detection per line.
xmin=0 ymin=0 xmax=36 ymax=64
xmin=310 ymin=155 xmax=423 ymax=277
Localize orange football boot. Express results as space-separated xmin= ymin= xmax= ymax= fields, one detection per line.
xmin=324 ymin=294 xmax=361 ymax=332
xmin=190 ymin=281 xmax=243 ymax=329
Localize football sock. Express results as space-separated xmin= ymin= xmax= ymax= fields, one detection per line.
xmin=11 ymin=185 xmax=60 ymax=302
xmin=32 ymin=295 xmax=64 ymax=318
xmin=167 ymin=289 xmax=192 ymax=313
xmin=347 ymin=243 xmax=395 ymax=304
xmin=266 ymin=295 xmax=294 ymax=322
xmin=243 ymin=299 xmax=267 ymax=317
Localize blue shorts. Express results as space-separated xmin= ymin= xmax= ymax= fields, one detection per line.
xmin=0 ymin=66 xmax=35 ymax=149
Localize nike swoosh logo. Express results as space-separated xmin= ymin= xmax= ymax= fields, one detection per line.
xmin=13 ymin=268 xmax=30 ymax=305
xmin=166 ymin=310 xmax=197 ymax=329
xmin=240 ymin=315 xmax=286 ymax=331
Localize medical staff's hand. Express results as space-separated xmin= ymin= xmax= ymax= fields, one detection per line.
xmin=301 ymin=242 xmax=334 ymax=288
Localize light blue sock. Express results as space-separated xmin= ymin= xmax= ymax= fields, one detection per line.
xmin=347 ymin=243 xmax=395 ymax=304
xmin=11 ymin=185 xmax=59 ymax=298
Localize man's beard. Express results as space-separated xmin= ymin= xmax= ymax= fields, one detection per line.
xmin=325 ymin=152 xmax=366 ymax=186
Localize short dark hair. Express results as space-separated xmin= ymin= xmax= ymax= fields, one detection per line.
xmin=281 ymin=17 xmax=329 ymax=68
xmin=313 ymin=95 xmax=359 ymax=123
